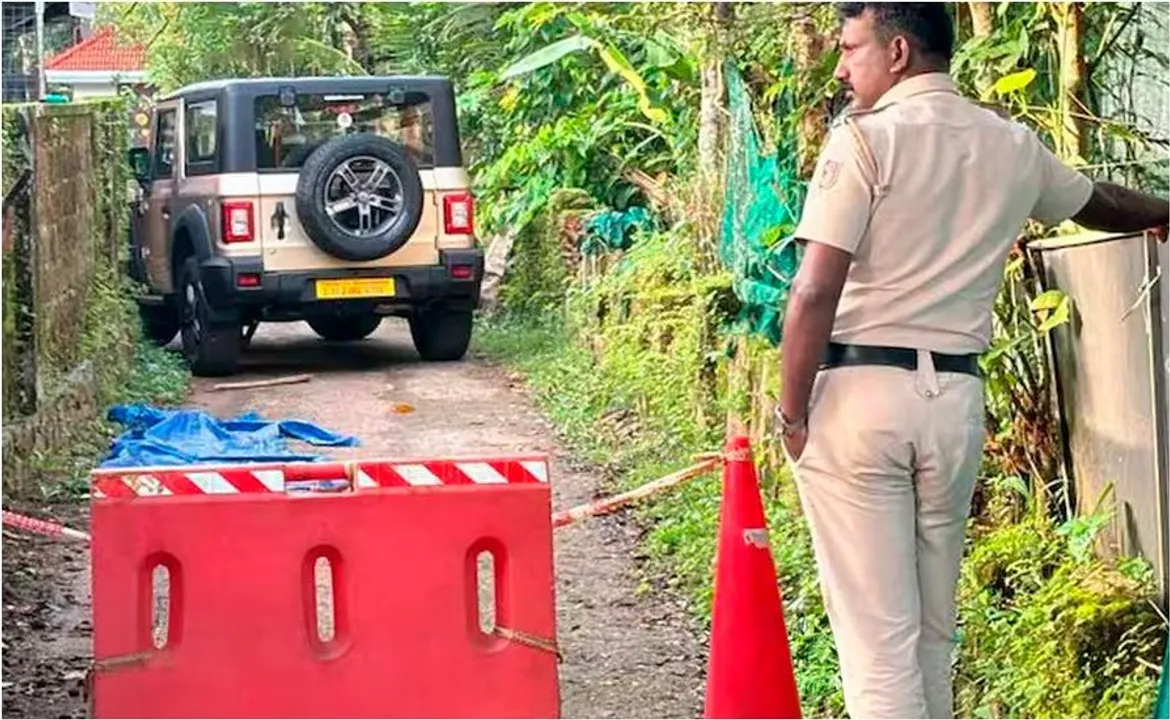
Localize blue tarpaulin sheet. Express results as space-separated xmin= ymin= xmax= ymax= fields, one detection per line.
xmin=99 ymin=404 xmax=359 ymax=468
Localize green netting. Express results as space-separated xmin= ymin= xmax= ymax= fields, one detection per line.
xmin=719 ymin=61 xmax=806 ymax=346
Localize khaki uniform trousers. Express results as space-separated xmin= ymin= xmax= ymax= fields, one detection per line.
xmin=788 ymin=350 xmax=985 ymax=719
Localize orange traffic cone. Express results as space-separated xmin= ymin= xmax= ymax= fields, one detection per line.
xmin=704 ymin=434 xmax=802 ymax=718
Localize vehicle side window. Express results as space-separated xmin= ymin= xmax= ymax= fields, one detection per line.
xmin=153 ymin=109 xmax=177 ymax=180
xmin=185 ymin=100 xmax=218 ymax=174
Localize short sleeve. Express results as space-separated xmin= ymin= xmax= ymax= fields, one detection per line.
xmin=793 ymin=126 xmax=874 ymax=255
xmin=1030 ymin=137 xmax=1093 ymax=226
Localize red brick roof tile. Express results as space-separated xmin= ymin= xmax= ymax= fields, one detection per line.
xmin=45 ymin=26 xmax=146 ymax=72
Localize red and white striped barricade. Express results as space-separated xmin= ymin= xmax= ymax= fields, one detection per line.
xmin=88 ymin=455 xmax=559 ymax=718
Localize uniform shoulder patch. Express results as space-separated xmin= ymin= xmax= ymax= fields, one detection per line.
xmin=818 ymin=159 xmax=841 ymax=189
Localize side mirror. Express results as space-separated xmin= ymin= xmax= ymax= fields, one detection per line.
xmin=127 ymin=147 xmax=150 ymax=183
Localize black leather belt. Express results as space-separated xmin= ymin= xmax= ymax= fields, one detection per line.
xmin=821 ymin=342 xmax=982 ymax=377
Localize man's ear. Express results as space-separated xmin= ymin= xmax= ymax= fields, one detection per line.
xmin=889 ymin=35 xmax=911 ymax=73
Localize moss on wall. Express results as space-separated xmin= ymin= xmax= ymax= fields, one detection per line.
xmin=1 ymin=97 xmax=148 ymax=495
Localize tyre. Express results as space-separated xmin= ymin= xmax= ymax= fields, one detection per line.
xmin=306 ymin=313 xmax=382 ymax=342
xmin=295 ymin=134 xmax=424 ymax=262
xmin=409 ymin=309 xmax=473 ymax=362
xmin=177 ymin=257 xmax=242 ymax=377
xmin=139 ymin=301 xmax=179 ymax=346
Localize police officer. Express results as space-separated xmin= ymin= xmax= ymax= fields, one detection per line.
xmin=776 ymin=4 xmax=1169 ymax=718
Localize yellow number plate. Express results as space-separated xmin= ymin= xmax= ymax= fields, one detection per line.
xmin=315 ymin=278 xmax=396 ymax=300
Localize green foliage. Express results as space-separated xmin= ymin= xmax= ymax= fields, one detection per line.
xmin=502 ymin=32 xmax=668 ymax=123
xmin=103 ymin=3 xmax=374 ymax=90
xmin=468 ymin=4 xmax=701 ymax=237
xmin=478 ymin=288 xmax=1163 ymax=718
xmin=951 ymin=1 xmax=1168 ymax=189
xmin=472 ymin=2 xmax=1167 ymax=696
xmin=992 ymin=68 xmax=1038 ymax=96
xmin=38 ymin=281 xmax=189 ymax=502
xmin=89 ymin=97 xmax=132 ymax=258
xmin=0 ymin=106 xmax=32 ymax=195
xmin=977 ymin=250 xmax=1074 ymax=519
xmin=500 ymin=34 xmax=598 ymax=79
xmin=123 ymin=342 xmax=191 ymax=408
xmin=475 ymin=229 xmax=845 ymax=714
xmin=79 ymin=267 xmax=189 ymax=410
xmin=80 ymin=268 xmax=138 ymax=401
xmin=499 ymin=188 xmax=594 ymax=314
xmin=79 ymin=97 xmax=139 ymax=400
xmin=956 ymin=509 xmax=1165 ymax=718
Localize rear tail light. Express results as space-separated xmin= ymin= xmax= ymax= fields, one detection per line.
xmin=450 ymin=264 xmax=474 ymax=280
xmin=443 ymin=193 xmax=475 ymax=235
xmin=237 ymin=273 xmax=261 ymax=288
xmin=222 ymin=201 xmax=254 ymax=243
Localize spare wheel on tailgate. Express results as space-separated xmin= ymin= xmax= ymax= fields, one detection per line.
xmin=294 ymin=134 xmax=424 ymax=262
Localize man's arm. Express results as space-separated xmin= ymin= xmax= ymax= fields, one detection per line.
xmin=777 ymin=120 xmax=873 ymax=438
xmin=1030 ymin=135 xmax=1167 ymax=238
xmin=779 ymin=242 xmax=853 ymax=426
xmin=1071 ymin=181 xmax=1169 ymax=235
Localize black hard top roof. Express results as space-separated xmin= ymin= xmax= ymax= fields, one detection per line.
xmin=161 ymin=75 xmax=454 ymax=102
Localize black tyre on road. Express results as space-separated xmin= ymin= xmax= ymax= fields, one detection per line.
xmin=178 ymin=256 xmax=242 ymax=377
xmin=409 ymin=309 xmax=473 ymax=362
xmin=306 ymin=313 xmax=382 ymax=342
xmin=295 ymin=134 xmax=424 ymax=262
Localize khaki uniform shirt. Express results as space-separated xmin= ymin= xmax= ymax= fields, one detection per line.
xmin=794 ymin=73 xmax=1094 ymax=354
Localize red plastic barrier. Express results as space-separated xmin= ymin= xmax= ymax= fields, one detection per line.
xmin=90 ymin=455 xmax=559 ymax=718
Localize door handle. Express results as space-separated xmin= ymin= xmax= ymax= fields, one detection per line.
xmin=271 ymin=202 xmax=288 ymax=240
xmin=161 ymin=204 xmax=172 ymax=219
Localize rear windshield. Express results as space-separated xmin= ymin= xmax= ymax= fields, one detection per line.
xmin=254 ymin=92 xmax=435 ymax=171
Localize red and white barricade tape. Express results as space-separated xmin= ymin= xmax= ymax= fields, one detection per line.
xmin=551 ymin=457 xmax=719 ymax=528
xmin=90 ymin=456 xmax=550 ymax=498
xmin=14 ymin=453 xmax=713 ymax=545
xmin=3 ymin=509 xmax=91 ymax=542
xmin=352 ymin=459 xmax=549 ymax=488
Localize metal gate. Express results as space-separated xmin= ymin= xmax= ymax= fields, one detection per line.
xmin=1030 ymin=230 xmax=1168 ymax=604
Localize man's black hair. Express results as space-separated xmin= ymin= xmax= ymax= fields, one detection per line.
xmin=836 ymin=3 xmax=955 ymax=65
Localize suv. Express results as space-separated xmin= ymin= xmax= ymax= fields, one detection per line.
xmin=126 ymin=76 xmax=483 ymax=376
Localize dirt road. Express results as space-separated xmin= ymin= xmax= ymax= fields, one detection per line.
xmin=2 ymin=319 xmax=707 ymax=718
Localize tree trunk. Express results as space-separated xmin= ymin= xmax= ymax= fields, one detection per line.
xmin=1055 ymin=2 xmax=1087 ymax=162
xmin=697 ymin=3 xmax=734 ymax=183
xmin=339 ymin=24 xmax=358 ymax=64
xmin=969 ymin=2 xmax=994 ymax=37
xmin=724 ymin=339 xmax=752 ymax=438
xmin=697 ymin=3 xmax=734 ymax=264
xmin=339 ymin=6 xmax=372 ymax=72
xmin=698 ymin=65 xmax=722 ymax=182
xmin=793 ymin=15 xmax=828 ymax=178
xmin=965 ymin=3 xmax=996 ymax=96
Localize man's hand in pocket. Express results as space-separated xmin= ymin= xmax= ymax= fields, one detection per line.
xmin=782 ymin=425 xmax=808 ymax=463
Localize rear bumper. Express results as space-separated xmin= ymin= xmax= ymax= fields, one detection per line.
xmin=198 ymin=249 xmax=484 ymax=316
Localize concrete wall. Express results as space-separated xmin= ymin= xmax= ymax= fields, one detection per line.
xmin=1 ymin=100 xmax=135 ymax=494
xmin=71 ymin=80 xmax=116 ymax=99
